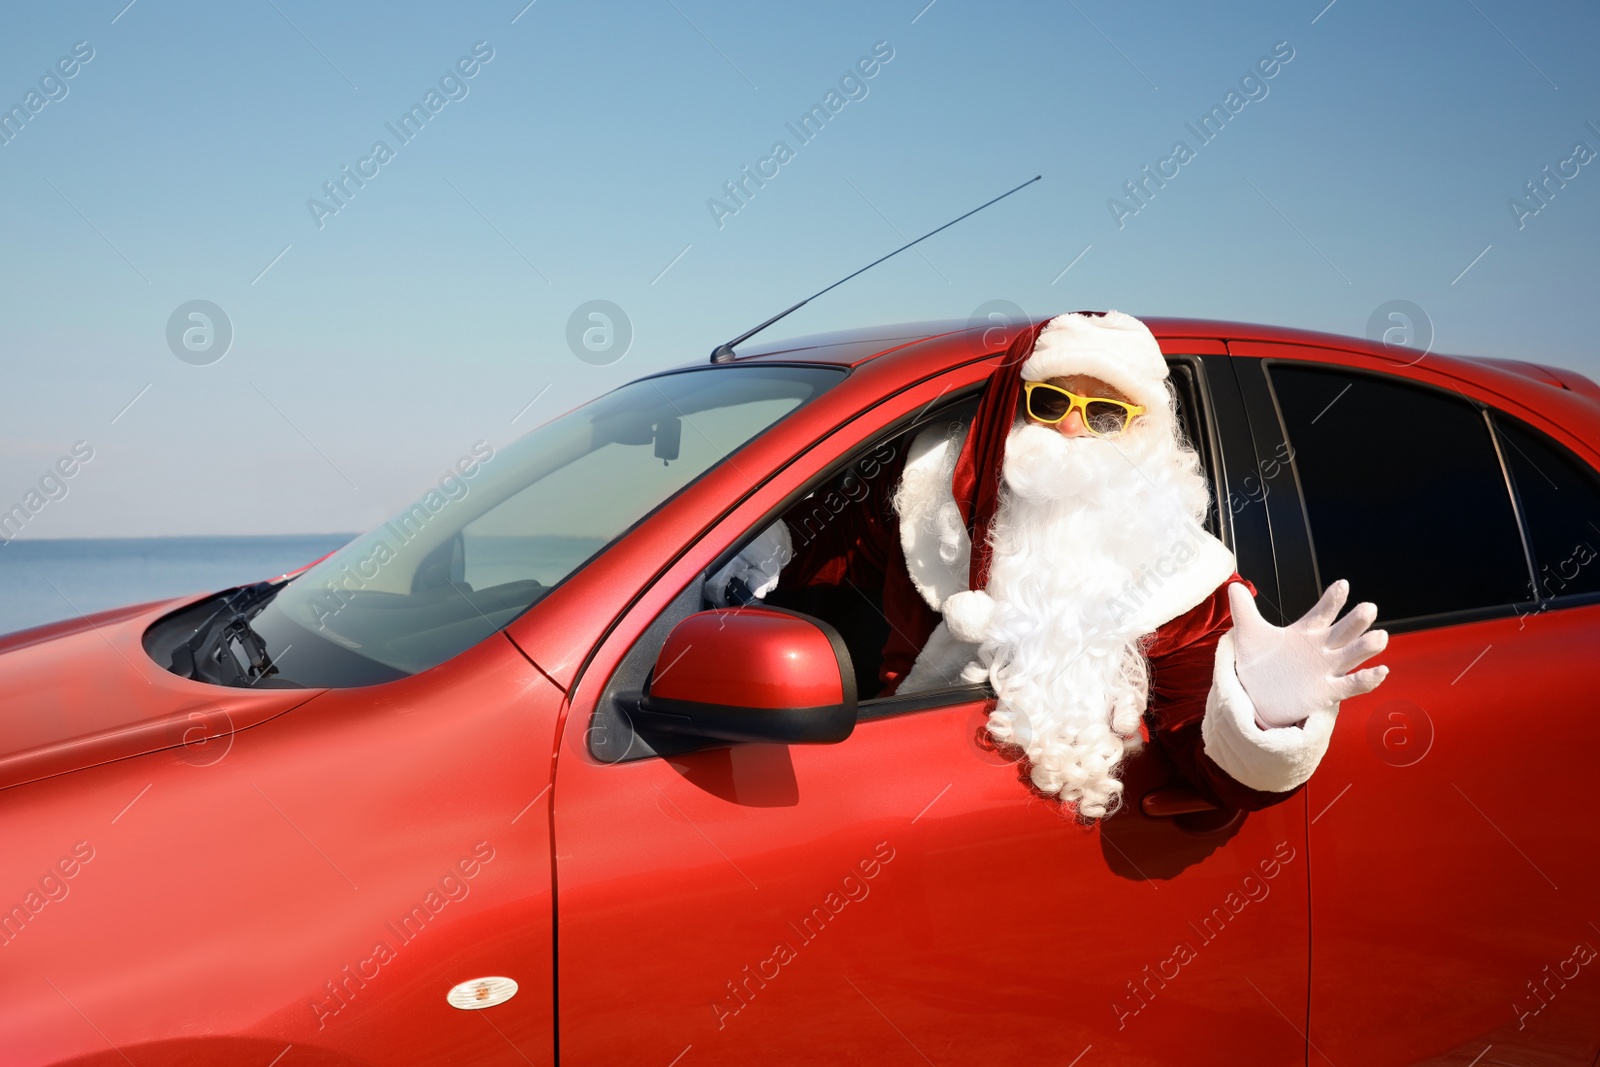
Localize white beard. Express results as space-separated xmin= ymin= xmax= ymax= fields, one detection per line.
xmin=981 ymin=414 xmax=1214 ymax=819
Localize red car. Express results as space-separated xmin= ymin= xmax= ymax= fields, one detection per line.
xmin=3 ymin=317 xmax=1598 ymax=1066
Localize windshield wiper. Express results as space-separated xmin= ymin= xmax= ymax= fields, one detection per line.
xmin=169 ymin=581 xmax=285 ymax=686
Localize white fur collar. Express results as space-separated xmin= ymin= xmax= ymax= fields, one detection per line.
xmin=893 ymin=423 xmax=1237 ymax=633
xmin=893 ymin=424 xmax=973 ymax=611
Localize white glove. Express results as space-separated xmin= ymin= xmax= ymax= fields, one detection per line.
xmin=704 ymin=520 xmax=794 ymax=607
xmin=941 ymin=589 xmax=995 ymax=645
xmin=1228 ymin=580 xmax=1390 ymax=729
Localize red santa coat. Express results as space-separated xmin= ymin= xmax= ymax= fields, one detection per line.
xmin=781 ymin=465 xmax=1296 ymax=813
xmin=773 ymin=322 xmax=1346 ymax=811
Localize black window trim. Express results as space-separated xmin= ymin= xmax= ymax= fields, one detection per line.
xmin=1166 ymin=355 xmax=1227 ymax=545
xmin=1488 ymin=407 xmax=1600 ymax=618
xmin=1202 ymin=353 xmax=1291 ymax=625
xmin=1482 ymin=406 xmax=1541 ymax=603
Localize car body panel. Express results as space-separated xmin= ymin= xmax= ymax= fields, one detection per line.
xmin=548 ymin=358 xmax=1313 ymax=1063
xmin=0 ymin=632 xmax=561 ymax=1066
xmin=737 ymin=321 xmax=974 ymax=365
xmin=0 ymin=594 xmax=326 ymax=791
xmin=1224 ymin=336 xmax=1600 ymax=1065
xmin=1307 ymin=605 xmax=1600 ymax=1064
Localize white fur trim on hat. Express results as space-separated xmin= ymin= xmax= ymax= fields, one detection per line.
xmin=1019 ymin=311 xmax=1169 ymax=414
xmin=1200 ymin=631 xmax=1338 ymax=794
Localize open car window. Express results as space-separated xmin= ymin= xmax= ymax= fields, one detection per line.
xmin=589 ymin=357 xmax=1225 ymax=762
xmin=587 ymin=389 xmax=984 ymax=765
xmin=766 ymin=357 xmax=1220 ymax=710
xmin=762 ymin=395 xmax=983 ymax=707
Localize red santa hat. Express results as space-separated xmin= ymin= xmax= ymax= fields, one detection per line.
xmin=951 ymin=310 xmax=1172 ymax=589
xmin=1020 ymin=310 xmax=1171 ymax=414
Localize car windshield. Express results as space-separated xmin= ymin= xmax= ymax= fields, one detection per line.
xmin=247 ymin=364 xmax=843 ymax=687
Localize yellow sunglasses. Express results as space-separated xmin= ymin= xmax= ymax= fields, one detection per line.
xmin=1023 ymin=381 xmax=1146 ymax=436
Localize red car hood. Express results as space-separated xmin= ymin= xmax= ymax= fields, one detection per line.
xmin=0 ymin=596 xmax=323 ymax=791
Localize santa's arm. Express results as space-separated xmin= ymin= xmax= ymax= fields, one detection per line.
xmin=1142 ymin=583 xmax=1286 ymax=810
xmin=1199 ymin=579 xmax=1389 ymax=794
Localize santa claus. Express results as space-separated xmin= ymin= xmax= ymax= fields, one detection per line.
xmin=710 ymin=311 xmax=1391 ymax=819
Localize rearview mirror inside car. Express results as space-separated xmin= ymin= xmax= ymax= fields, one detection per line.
xmin=653 ymin=416 xmax=681 ymax=462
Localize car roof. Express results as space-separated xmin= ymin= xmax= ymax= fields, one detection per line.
xmin=734 ymin=321 xmax=976 ymax=364
xmin=734 ymin=316 xmax=1466 ymax=366
xmin=734 ymin=315 xmax=1600 ymax=402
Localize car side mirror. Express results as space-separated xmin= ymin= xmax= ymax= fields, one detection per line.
xmin=635 ymin=607 xmax=856 ymax=745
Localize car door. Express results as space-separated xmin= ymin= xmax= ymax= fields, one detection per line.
xmin=550 ymin=347 xmax=1312 ymax=1065
xmin=1231 ymin=343 xmax=1600 ymax=1064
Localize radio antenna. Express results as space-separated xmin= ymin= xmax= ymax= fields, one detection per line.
xmin=709 ymin=175 xmax=1042 ymax=363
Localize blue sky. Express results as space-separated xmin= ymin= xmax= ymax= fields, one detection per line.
xmin=1 ymin=0 xmax=1596 ymax=537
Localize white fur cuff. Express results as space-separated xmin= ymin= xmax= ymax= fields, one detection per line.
xmin=942 ymin=589 xmax=994 ymax=644
xmin=1200 ymin=631 xmax=1338 ymax=795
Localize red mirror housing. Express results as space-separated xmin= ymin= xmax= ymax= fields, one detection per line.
xmin=636 ymin=607 xmax=856 ymax=744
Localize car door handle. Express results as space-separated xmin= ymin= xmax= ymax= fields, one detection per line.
xmin=1141 ymin=785 xmax=1222 ymax=817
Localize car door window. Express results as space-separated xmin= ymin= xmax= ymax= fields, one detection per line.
xmin=593 ymin=359 xmax=1227 ymax=761
xmin=1495 ymin=414 xmax=1600 ymax=600
xmin=591 ymin=394 xmax=985 ymax=765
xmin=1267 ymin=363 xmax=1532 ymax=624
xmin=763 ymin=394 xmax=981 ymax=703
xmin=738 ymin=357 xmax=1222 ymax=702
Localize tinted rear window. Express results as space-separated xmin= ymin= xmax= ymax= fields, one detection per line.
xmin=1496 ymin=415 xmax=1600 ymax=600
xmin=1269 ymin=364 xmax=1531 ymax=623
